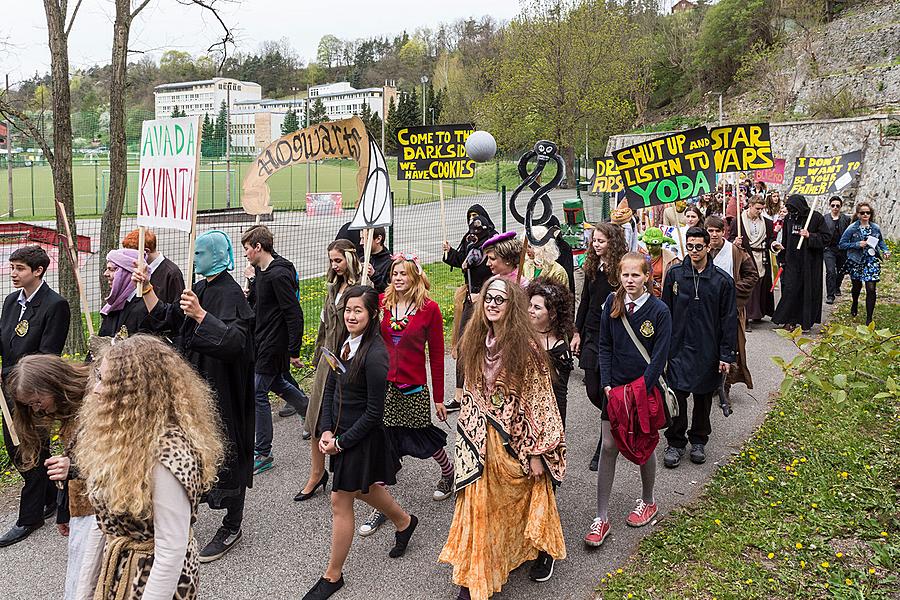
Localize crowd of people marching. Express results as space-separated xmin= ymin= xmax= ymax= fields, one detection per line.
xmin=0 ymin=176 xmax=890 ymax=600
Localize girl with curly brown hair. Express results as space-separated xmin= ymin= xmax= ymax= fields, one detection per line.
xmin=526 ymin=277 xmax=575 ymax=426
xmin=74 ymin=335 xmax=224 ymax=600
xmin=440 ymin=276 xmax=566 ymax=598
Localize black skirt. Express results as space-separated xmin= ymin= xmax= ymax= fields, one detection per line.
xmin=384 ymin=383 xmax=448 ymax=459
xmin=329 ymin=426 xmax=401 ymax=494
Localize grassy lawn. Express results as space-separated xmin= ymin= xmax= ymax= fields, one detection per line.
xmin=0 ymin=157 xmax=519 ymax=219
xmin=597 ymin=247 xmax=900 ymax=599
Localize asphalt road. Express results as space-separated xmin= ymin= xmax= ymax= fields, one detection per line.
xmin=0 ymin=313 xmax=804 ymax=600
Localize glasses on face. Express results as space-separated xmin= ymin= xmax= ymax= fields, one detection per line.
xmin=859 ymin=211 xmax=871 ymax=215
xmin=483 ymin=293 xmax=507 ymax=306
xmin=685 ymin=243 xmax=706 ymax=252
xmin=831 ymin=204 xmax=841 ymax=209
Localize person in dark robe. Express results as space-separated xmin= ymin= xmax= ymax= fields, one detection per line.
xmin=730 ymin=196 xmax=776 ymax=324
xmin=662 ymin=227 xmax=736 ymax=468
xmin=98 ymin=249 xmax=150 ymax=340
xmin=122 ymin=228 xmax=186 ymax=304
xmin=772 ymin=194 xmax=831 ymax=332
xmin=441 ymin=204 xmax=497 ymax=412
xmin=134 ymin=230 xmax=255 ymax=564
xmin=0 ymin=245 xmax=70 ymax=547
xmin=335 ymin=221 xmax=362 ymax=249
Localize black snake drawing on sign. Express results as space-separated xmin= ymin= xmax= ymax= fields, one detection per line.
xmin=509 ymin=140 xmax=566 ymax=247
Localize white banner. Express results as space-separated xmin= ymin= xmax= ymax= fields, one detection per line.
xmin=136 ymin=116 xmax=202 ymax=232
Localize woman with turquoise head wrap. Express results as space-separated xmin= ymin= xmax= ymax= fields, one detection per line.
xmin=195 ymin=230 xmax=235 ymax=278
xmin=132 ymin=229 xmax=255 ymax=562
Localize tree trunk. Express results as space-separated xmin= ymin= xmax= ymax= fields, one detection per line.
xmin=560 ymin=145 xmax=576 ymax=189
xmin=44 ymin=0 xmax=86 ymax=355
xmin=99 ymin=2 xmax=131 ymax=300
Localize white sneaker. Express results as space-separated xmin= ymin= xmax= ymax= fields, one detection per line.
xmin=358 ymin=509 xmax=386 ymax=537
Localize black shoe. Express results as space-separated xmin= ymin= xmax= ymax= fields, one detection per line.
xmin=389 ymin=514 xmax=418 ymax=558
xmin=278 ymin=404 xmax=298 ymax=417
xmin=0 ymin=523 xmax=42 ymax=548
xmin=43 ymin=504 xmax=56 ymax=520
xmin=850 ymin=304 xmax=858 ymax=317
xmin=690 ymin=443 xmax=706 ymax=464
xmin=198 ymin=527 xmax=242 ymax=563
xmin=825 ymin=296 xmax=835 ymax=305
xmin=294 ymin=471 xmax=328 ymax=502
xmin=302 ymin=575 xmax=345 ymax=600
xmin=456 ymin=587 xmax=471 ymax=600
xmin=589 ymin=454 xmax=599 ymax=472
xmin=528 ymin=550 xmax=555 ymax=582
xmin=444 ymin=399 xmax=461 ymax=413
xmin=663 ymin=446 xmax=684 ymax=469
xmin=834 ymin=290 xmax=842 ymax=297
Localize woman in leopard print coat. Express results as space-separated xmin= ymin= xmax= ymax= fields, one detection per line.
xmin=73 ymin=335 xmax=224 ymax=600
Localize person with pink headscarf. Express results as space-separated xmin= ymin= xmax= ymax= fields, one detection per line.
xmin=98 ymin=248 xmax=152 ymax=340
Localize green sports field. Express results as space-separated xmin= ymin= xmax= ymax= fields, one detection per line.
xmin=0 ymin=156 xmax=521 ymax=219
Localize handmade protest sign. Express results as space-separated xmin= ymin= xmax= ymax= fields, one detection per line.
xmin=137 ymin=116 xmax=202 ymax=232
xmin=349 ymin=135 xmax=393 ymax=286
xmin=242 ymin=116 xmax=367 ymax=215
xmin=590 ymin=157 xmax=624 ymax=194
xmin=788 ymin=150 xmax=863 ymax=196
xmin=613 ymin=126 xmax=715 ymax=210
xmin=755 ymin=158 xmax=786 ymax=184
xmin=710 ymin=123 xmax=774 ymax=173
xmin=396 ymin=124 xmax=475 ymax=180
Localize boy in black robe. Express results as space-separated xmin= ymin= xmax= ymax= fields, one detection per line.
xmin=662 ymin=227 xmax=737 ymax=468
xmin=135 ymin=230 xmax=255 ymax=563
xmin=772 ymin=194 xmax=831 ymax=332
xmin=0 ymin=246 xmax=70 ymax=547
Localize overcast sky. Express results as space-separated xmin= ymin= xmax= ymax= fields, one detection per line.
xmin=2 ymin=0 xmax=522 ymax=85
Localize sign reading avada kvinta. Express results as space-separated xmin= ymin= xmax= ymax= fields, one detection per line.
xmin=137 ymin=116 xmax=202 ymax=232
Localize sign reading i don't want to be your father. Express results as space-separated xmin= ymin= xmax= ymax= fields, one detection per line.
xmin=137 ymin=116 xmax=202 ymax=232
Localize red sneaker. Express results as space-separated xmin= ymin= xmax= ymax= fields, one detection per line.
xmin=626 ymin=499 xmax=657 ymax=527
xmin=584 ymin=518 xmax=610 ymax=547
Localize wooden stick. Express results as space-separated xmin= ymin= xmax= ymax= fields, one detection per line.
xmin=796 ymin=196 xmax=818 ymax=250
xmin=439 ymin=179 xmax=447 ymax=260
xmin=516 ymin=235 xmax=529 ymax=286
xmin=674 ymin=207 xmax=685 ymax=257
xmin=361 ymin=228 xmax=374 ymax=287
xmin=0 ymin=386 xmax=18 ymax=446
xmin=56 ymin=202 xmax=94 ymax=338
xmin=185 ymin=124 xmax=203 ymax=283
xmin=735 ymin=173 xmax=742 ymax=239
xmin=135 ymin=226 xmax=146 ymax=298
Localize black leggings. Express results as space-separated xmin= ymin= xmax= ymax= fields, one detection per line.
xmin=851 ymin=279 xmax=877 ymax=324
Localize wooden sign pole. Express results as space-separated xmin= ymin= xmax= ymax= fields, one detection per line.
xmin=796 ymin=196 xmax=818 ymax=250
xmin=185 ymin=125 xmax=203 ymax=283
xmin=439 ymin=179 xmax=447 ymax=260
xmin=735 ymin=172 xmax=743 ymax=239
xmin=0 ymin=387 xmax=18 ymax=445
xmin=56 ymin=202 xmax=95 ymax=338
xmin=361 ymin=228 xmax=374 ymax=287
xmin=516 ymin=236 xmax=529 ymax=286
xmin=135 ymin=226 xmax=146 ymax=298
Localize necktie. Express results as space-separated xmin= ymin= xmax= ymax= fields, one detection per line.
xmin=341 ymin=342 xmax=351 ymax=361
xmin=627 ymin=302 xmax=636 ymax=316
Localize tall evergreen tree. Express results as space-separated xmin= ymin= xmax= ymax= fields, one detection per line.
xmin=401 ymin=87 xmax=420 ymax=128
xmin=201 ymin=113 xmax=215 ymax=157
xmin=308 ymin=98 xmax=328 ymax=125
xmin=281 ymin=108 xmax=300 ymax=135
xmin=213 ymin=100 xmax=228 ymax=157
xmin=370 ymin=112 xmax=383 ymax=143
xmin=384 ymin=96 xmax=401 ymax=155
xmin=170 ymin=106 xmax=185 ymax=118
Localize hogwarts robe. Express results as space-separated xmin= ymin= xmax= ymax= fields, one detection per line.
xmin=143 ymin=271 xmax=255 ymax=505
xmin=730 ymin=212 xmax=776 ymax=320
xmin=711 ymin=241 xmax=759 ymax=389
xmin=98 ymin=296 xmax=149 ymax=340
xmin=772 ymin=197 xmax=831 ymax=330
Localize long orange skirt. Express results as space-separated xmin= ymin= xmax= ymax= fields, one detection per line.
xmin=439 ymin=427 xmax=566 ymax=600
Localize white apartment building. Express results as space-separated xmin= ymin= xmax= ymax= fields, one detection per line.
xmin=309 ymin=82 xmax=393 ymax=121
xmin=231 ymin=98 xmax=306 ymax=155
xmin=153 ymin=77 xmax=262 ymax=119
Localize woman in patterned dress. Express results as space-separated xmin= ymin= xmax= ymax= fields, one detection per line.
xmin=73 ymin=335 xmax=223 ymax=600
xmin=357 ymin=254 xmax=452 ymax=537
xmin=839 ymin=201 xmax=891 ymax=325
xmin=440 ymin=276 xmax=566 ymax=600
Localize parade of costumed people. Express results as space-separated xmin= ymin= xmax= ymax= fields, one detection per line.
xmin=0 ymin=13 xmax=898 ymax=596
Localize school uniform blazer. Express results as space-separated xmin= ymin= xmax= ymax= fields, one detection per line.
xmin=0 ymin=283 xmax=70 ymax=377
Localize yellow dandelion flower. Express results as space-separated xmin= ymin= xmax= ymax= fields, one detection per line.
xmin=627 ymin=595 xmax=633 ymax=599
xmin=835 ymin=552 xmax=843 ymax=558
xmin=714 ymin=519 xmax=721 ymax=525
xmin=767 ymin=475 xmax=775 ymax=481
xmin=767 ymin=553 xmax=775 ymax=559
xmin=868 ymin=568 xmax=875 ymax=574
xmin=811 ymin=503 xmax=818 ymax=508
xmin=800 ymin=560 xmax=806 ymax=568
xmin=880 ymin=532 xmax=888 ymax=537
xmin=745 ymin=579 xmax=753 ymax=585
xmin=821 ymin=561 xmax=829 ymax=568
xmin=800 ymin=457 xmax=807 ymax=463
xmin=616 ymin=568 xmax=623 ymax=574
xmin=840 ymin=471 xmax=848 ymax=478
xmin=796 ymin=543 xmax=803 ymax=549
xmin=845 ymin=579 xmax=853 ymax=585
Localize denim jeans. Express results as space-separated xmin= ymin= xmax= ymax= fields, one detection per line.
xmin=255 ymin=372 xmax=309 ymax=457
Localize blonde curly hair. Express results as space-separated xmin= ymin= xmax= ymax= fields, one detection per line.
xmin=74 ymin=335 xmax=224 ymax=519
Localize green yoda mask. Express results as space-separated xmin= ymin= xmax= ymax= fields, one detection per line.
xmin=639 ymin=227 xmax=676 ymax=258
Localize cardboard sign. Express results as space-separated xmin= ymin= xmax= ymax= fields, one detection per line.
xmin=396 ymin=124 xmax=475 ymax=180
xmin=755 ymin=158 xmax=786 ymax=184
xmin=710 ymin=123 xmax=774 ymax=173
xmin=242 ymin=117 xmax=367 ymax=215
xmin=613 ymin=127 xmax=715 ymax=209
xmin=590 ymin=157 xmax=624 ymax=194
xmin=137 ymin=116 xmax=202 ymax=232
xmin=348 ymin=136 xmax=392 ymax=230
xmin=788 ymin=150 xmax=863 ymax=196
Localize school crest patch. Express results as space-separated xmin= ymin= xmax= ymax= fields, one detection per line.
xmin=115 ymin=325 xmax=129 ymax=340
xmin=15 ymin=319 xmax=29 ymax=337
xmin=640 ymin=320 xmax=654 ymax=338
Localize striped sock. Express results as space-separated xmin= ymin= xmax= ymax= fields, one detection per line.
xmin=432 ymin=448 xmax=453 ymax=477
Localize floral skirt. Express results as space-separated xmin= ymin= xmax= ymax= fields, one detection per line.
xmin=438 ymin=427 xmax=565 ymax=600
xmin=848 ymin=255 xmax=880 ymax=282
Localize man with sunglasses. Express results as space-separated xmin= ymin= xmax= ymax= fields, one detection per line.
xmin=661 ymin=227 xmax=737 ymax=468
xmin=823 ymin=196 xmax=850 ymax=304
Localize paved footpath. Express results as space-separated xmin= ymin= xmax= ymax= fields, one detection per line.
xmin=0 ymin=320 xmax=803 ymax=599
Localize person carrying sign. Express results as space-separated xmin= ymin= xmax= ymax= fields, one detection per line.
xmin=0 ymin=245 xmax=71 ymax=548
xmin=771 ymin=194 xmax=831 ymax=332
xmin=133 ymin=230 xmax=256 ymax=563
